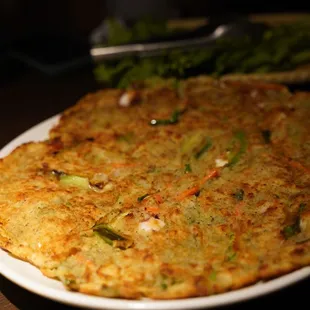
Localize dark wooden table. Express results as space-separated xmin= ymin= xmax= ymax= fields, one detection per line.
xmin=0 ymin=67 xmax=309 ymax=309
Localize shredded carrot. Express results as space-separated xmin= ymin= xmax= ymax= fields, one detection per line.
xmin=200 ymin=169 xmax=219 ymax=186
xmin=145 ymin=206 xmax=160 ymax=213
xmin=176 ymin=185 xmax=200 ymax=201
xmin=288 ymin=159 xmax=310 ymax=175
xmin=174 ymin=168 xmax=219 ymax=201
xmin=175 ymin=169 xmax=219 ymax=201
xmin=153 ymin=193 xmax=164 ymax=204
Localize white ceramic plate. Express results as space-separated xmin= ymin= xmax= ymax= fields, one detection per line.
xmin=0 ymin=115 xmax=310 ymax=310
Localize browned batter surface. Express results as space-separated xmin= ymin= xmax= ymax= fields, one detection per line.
xmin=0 ymin=77 xmax=309 ymax=299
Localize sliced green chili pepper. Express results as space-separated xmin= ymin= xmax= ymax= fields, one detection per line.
xmin=137 ymin=193 xmax=149 ymax=202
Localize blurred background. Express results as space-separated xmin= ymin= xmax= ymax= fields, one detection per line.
xmin=1 ymin=0 xmax=310 ymax=82
xmin=1 ymin=0 xmax=310 ymax=48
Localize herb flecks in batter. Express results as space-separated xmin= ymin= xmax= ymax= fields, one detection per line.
xmin=184 ymin=163 xmax=192 ymax=173
xmin=233 ymin=189 xmax=244 ymax=201
xmin=150 ymin=109 xmax=185 ymax=126
xmin=283 ymin=223 xmax=300 ymax=239
xmin=227 ymin=250 xmax=237 ymax=262
xmin=228 ymin=131 xmax=247 ymax=167
xmin=194 ymin=138 xmax=212 ymax=159
xmin=282 ymin=203 xmax=307 ymax=239
xmin=226 ymin=232 xmax=237 ymax=262
xmin=209 ymin=270 xmax=217 ymax=281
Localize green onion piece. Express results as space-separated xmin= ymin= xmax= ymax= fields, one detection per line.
xmin=262 ymin=130 xmax=271 ymax=144
xmin=282 ymin=203 xmax=306 ymax=239
xmin=93 ymin=224 xmax=126 ymax=246
xmin=184 ymin=163 xmax=192 ymax=173
xmin=234 ymin=189 xmax=244 ymax=201
xmin=59 ymin=175 xmax=89 ymax=189
xmin=194 ymin=139 xmax=212 ymax=159
xmin=226 ymin=243 xmax=237 ymax=262
xmin=227 ymin=251 xmax=237 ymax=261
xmin=137 ymin=193 xmax=149 ymax=202
xmin=283 ymin=223 xmax=300 ymax=239
xmin=150 ymin=109 xmax=184 ymax=126
xmin=228 ymin=131 xmax=247 ymax=167
xmin=209 ymin=270 xmax=217 ymax=281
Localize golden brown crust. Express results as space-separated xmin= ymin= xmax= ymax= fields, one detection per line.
xmin=0 ymin=77 xmax=309 ymax=299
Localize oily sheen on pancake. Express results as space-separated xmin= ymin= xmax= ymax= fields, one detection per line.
xmin=0 ymin=77 xmax=309 ymax=299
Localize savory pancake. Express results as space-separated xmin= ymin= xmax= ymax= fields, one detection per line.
xmin=0 ymin=77 xmax=309 ymax=299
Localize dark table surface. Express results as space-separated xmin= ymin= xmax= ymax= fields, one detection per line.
xmin=0 ymin=65 xmax=309 ymax=309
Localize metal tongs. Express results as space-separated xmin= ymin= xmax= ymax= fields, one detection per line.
xmin=91 ymin=18 xmax=268 ymax=62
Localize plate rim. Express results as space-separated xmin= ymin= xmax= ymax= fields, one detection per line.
xmin=0 ymin=114 xmax=310 ymax=310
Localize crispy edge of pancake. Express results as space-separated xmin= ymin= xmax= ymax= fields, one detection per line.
xmin=221 ymin=65 xmax=310 ymax=84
